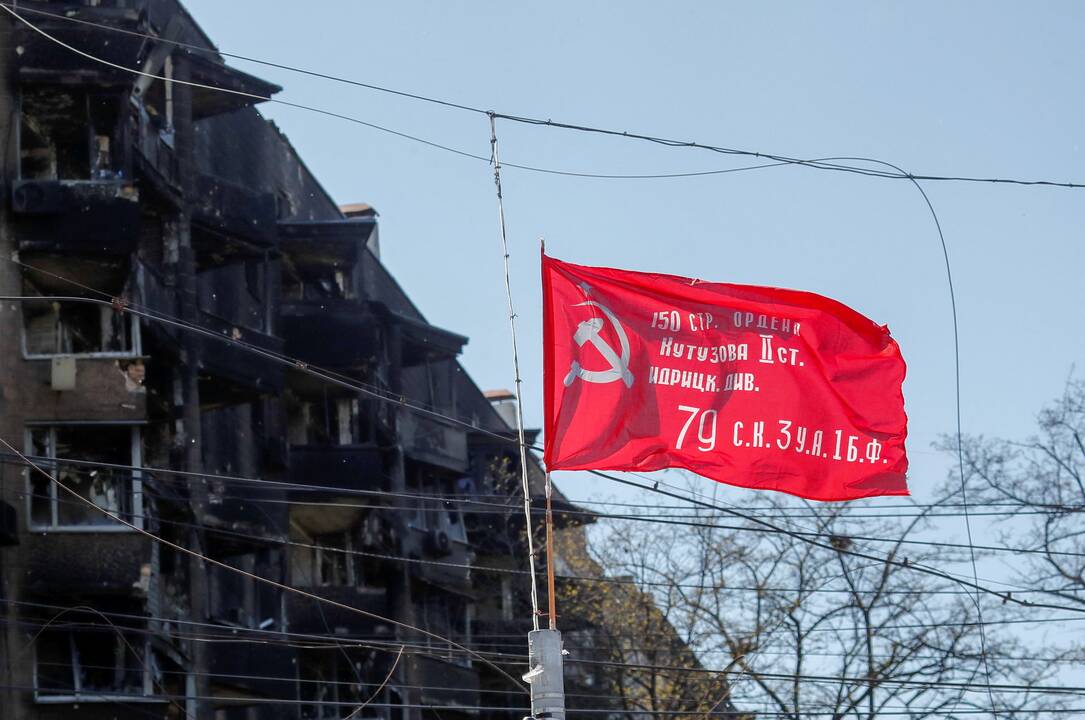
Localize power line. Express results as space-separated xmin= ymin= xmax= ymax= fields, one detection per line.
xmin=8 ymin=443 xmax=1085 ymax=562
xmin=9 ymin=679 xmax=1085 ymax=716
xmin=8 ymin=442 xmax=1071 ymax=520
xmin=5 ymin=283 xmax=1081 ymax=611
xmin=2 ymin=283 xmax=1080 ymax=610
xmin=794 ymin=154 xmax=999 ymax=715
xmin=0 ymin=4 xmax=797 ymax=182
xmin=0 ymin=438 xmax=527 ymax=691
xmin=2 ymin=3 xmax=1083 ymax=189
xmin=197 ymin=490 xmax=1085 ymax=560
xmin=586 ymin=470 xmax=1085 ymax=615
xmin=12 ymin=473 xmax=1085 ymax=599
xmin=3 ymin=6 xmax=1079 ymax=712
xmin=5 ymin=599 xmax=1083 ymax=703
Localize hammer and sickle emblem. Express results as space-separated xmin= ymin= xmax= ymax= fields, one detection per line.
xmin=563 ymin=300 xmax=634 ymax=388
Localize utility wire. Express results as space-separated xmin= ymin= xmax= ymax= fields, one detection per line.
xmin=586 ymin=469 xmax=1085 ymax=615
xmin=12 ymin=459 xmax=1085 ymax=576
xmin=15 ymin=486 xmax=1076 ymax=599
xmin=0 ymin=437 xmax=527 ymax=691
xmin=0 ymin=4 xmax=799 ymax=181
xmin=7 ymin=446 xmax=1077 ymax=521
xmin=7 ymin=597 xmax=1080 ymax=655
xmin=6 ymin=284 xmax=1082 ymax=612
xmin=4 ymin=2 xmax=1083 ymax=189
xmin=5 ymin=679 xmax=1085 ymax=716
xmin=830 ymin=155 xmax=998 ymax=717
xmin=3 ymin=6 xmax=1077 ymax=710
xmin=2 ymin=286 xmax=1081 ymax=612
xmin=489 ymin=114 xmax=541 ymax=631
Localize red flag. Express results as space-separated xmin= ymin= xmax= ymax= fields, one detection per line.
xmin=542 ymin=254 xmax=908 ymax=501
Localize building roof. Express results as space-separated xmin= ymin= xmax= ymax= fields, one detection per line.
xmin=340 ymin=203 xmax=378 ymax=218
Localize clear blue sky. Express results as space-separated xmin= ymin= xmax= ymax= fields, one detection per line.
xmin=183 ymin=1 xmax=1084 ymax=504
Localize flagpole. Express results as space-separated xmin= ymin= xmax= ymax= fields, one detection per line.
xmin=545 ymin=471 xmax=557 ymax=630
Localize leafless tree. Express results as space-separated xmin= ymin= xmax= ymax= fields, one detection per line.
xmin=586 ymin=481 xmax=1070 ymax=719
xmin=945 ymin=379 xmax=1085 ymax=611
xmin=556 ymin=525 xmax=744 ymax=720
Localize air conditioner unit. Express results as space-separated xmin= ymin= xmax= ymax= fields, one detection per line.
xmin=424 ymin=529 xmax=452 ymax=557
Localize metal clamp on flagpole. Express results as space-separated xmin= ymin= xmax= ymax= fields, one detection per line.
xmin=524 ymin=628 xmax=566 ymax=720
xmin=527 ymin=470 xmax=566 ymax=720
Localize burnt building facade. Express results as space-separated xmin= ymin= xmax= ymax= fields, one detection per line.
xmin=0 ymin=3 xmax=744 ymax=720
xmin=0 ymin=2 xmax=564 ymax=719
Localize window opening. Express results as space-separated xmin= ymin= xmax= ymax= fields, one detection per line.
xmin=22 ymin=276 xmax=140 ymax=358
xmin=26 ymin=424 xmax=142 ymax=530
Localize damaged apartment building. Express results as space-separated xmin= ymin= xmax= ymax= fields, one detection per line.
xmin=0 ymin=2 xmax=580 ymax=719
xmin=0 ymin=3 xmax=744 ymax=720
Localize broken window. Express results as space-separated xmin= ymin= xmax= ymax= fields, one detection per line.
xmin=416 ymin=592 xmax=472 ymax=666
xmin=288 ymin=395 xmax=365 ymax=446
xmin=23 ymin=299 xmax=137 ymax=356
xmin=409 ymin=472 xmax=467 ymax=541
xmin=35 ymin=629 xmax=148 ymax=701
xmin=316 ymin=533 xmax=351 ymax=587
xmin=283 ymin=265 xmax=354 ymax=302
xmin=196 ymin=258 xmax=269 ymax=333
xmin=22 ymin=275 xmax=140 ymax=357
xmin=20 ymin=87 xmax=122 ymax=181
xmin=209 ymin=549 xmax=283 ymax=629
xmin=27 ymin=424 xmax=141 ymax=530
xmin=300 ymin=655 xmax=365 ymax=720
xmin=292 ymin=527 xmax=383 ymax=589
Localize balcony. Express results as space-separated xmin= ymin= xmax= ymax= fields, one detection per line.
xmin=14 ymin=5 xmax=144 ymax=86
xmin=187 ymin=52 xmax=282 ymax=120
xmin=205 ymin=490 xmax=289 ymax=544
xmin=196 ymin=310 xmax=285 ymax=398
xmin=193 ymin=174 xmax=277 ymax=248
xmin=209 ymin=641 xmax=297 ymax=698
xmin=137 ymin=278 xmax=281 ymax=400
xmin=287 ymin=444 xmax=384 ymax=495
xmin=280 ymin=298 xmax=382 ymax=370
xmin=22 ymin=532 xmax=152 ymax=597
xmin=411 ymin=538 xmax=473 ymax=590
xmin=285 ymin=586 xmax=390 ymax=636
xmin=390 ymin=310 xmax=468 ymax=368
xmin=416 ymin=656 xmax=480 ymax=710
xmin=400 ymin=408 xmax=468 ymax=473
xmin=12 ymin=180 xmax=140 ymax=256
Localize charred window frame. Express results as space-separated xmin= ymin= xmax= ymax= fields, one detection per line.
xmin=32 ymin=629 xmax=173 ymax=704
xmin=288 ymin=393 xmax=365 ymax=447
xmin=407 ymin=473 xmax=467 ymax=543
xmin=22 ymin=299 xmax=141 ymax=358
xmin=21 ymin=277 xmax=141 ymax=359
xmin=209 ymin=549 xmax=284 ymax=630
xmin=300 ymin=655 xmax=365 ymax=720
xmin=386 ymin=687 xmax=405 ymax=720
xmin=416 ymin=592 xmax=473 ymax=667
xmin=282 ymin=258 xmax=355 ymax=302
xmin=315 ymin=532 xmax=353 ymax=587
xmin=25 ymin=423 xmax=143 ymax=532
xmin=18 ymin=86 xmax=124 ymax=181
xmin=292 ymin=523 xmax=385 ymax=590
